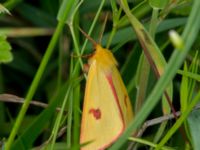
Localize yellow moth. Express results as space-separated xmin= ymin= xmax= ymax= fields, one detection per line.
xmin=80 ymin=29 xmax=134 ymax=150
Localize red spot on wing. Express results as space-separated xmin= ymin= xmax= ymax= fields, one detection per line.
xmin=89 ymin=108 xmax=101 ymax=120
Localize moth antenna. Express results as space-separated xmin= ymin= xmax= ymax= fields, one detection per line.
xmin=79 ymin=27 xmax=97 ymax=46
xmin=98 ymin=13 xmax=109 ymax=44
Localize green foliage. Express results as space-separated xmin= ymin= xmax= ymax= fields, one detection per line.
xmin=0 ymin=35 xmax=12 ymax=63
xmin=0 ymin=4 xmax=11 ymax=15
xmin=149 ymin=0 xmax=169 ymax=9
xmin=180 ymin=52 xmax=200 ymax=150
xmin=0 ymin=0 xmax=200 ymax=149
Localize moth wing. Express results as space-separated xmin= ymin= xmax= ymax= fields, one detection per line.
xmin=111 ymin=67 xmax=134 ymax=126
xmin=80 ymin=62 xmax=124 ymax=150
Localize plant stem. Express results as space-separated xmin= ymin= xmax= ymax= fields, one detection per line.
xmin=156 ymin=90 xmax=200 ymax=149
xmin=109 ymin=0 xmax=200 ymax=149
xmin=4 ymin=0 xmax=75 ymax=148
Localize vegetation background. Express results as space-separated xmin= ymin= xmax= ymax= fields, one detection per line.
xmin=0 ymin=0 xmax=200 ymax=149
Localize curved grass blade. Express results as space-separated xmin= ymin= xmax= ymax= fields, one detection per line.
xmin=109 ymin=0 xmax=200 ymax=149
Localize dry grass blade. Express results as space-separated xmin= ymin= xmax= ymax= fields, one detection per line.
xmin=0 ymin=94 xmax=64 ymax=113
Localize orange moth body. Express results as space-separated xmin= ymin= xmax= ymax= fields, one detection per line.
xmin=80 ymin=44 xmax=134 ymax=150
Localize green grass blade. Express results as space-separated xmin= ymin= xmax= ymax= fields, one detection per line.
xmin=180 ymin=63 xmax=189 ymax=112
xmin=121 ymin=0 xmax=173 ymax=116
xmin=109 ymin=0 xmax=200 ymax=149
xmin=0 ymin=35 xmax=13 ymax=63
xmin=5 ymin=0 xmax=76 ymax=149
xmin=11 ymin=80 xmax=72 ymax=150
xmin=128 ymin=137 xmax=175 ymax=150
xmin=50 ymin=86 xmax=71 ymax=150
xmin=157 ymin=91 xmax=200 ymax=149
xmin=177 ymin=70 xmax=200 ymax=82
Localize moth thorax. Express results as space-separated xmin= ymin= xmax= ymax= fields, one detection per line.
xmin=92 ymin=45 xmax=118 ymax=67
